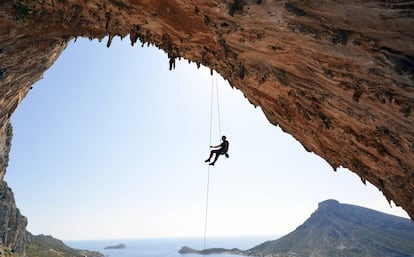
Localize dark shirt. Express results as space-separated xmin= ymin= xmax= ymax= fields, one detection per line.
xmin=219 ymin=140 xmax=229 ymax=153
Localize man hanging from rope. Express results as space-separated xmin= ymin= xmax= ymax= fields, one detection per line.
xmin=205 ymin=135 xmax=229 ymax=166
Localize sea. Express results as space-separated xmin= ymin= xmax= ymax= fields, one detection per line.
xmin=65 ymin=236 xmax=276 ymax=257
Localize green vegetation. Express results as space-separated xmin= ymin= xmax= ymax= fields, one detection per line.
xmin=0 ymin=247 xmax=18 ymax=257
xmin=191 ymin=200 xmax=414 ymax=257
xmin=250 ymin=200 xmax=414 ymax=257
xmin=26 ymin=233 xmax=103 ymax=257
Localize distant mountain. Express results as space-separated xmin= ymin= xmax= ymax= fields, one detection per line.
xmin=26 ymin=233 xmax=104 ymax=257
xmin=180 ymin=199 xmax=414 ymax=257
xmin=250 ymin=199 xmax=414 ymax=257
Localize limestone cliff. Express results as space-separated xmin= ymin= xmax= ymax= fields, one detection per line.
xmin=0 ymin=123 xmax=13 ymax=182
xmin=0 ymin=124 xmax=26 ymax=255
xmin=0 ymin=0 xmax=413 ymax=221
xmin=0 ymin=181 xmax=27 ymax=256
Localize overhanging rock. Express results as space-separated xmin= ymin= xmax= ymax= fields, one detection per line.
xmin=0 ymin=1 xmax=413 ymax=219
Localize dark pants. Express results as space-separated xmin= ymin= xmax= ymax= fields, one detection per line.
xmin=207 ymin=149 xmax=224 ymax=164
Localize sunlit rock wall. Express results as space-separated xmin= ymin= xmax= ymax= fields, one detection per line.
xmin=0 ymin=0 xmax=413 ymax=222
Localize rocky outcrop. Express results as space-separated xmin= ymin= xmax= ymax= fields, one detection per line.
xmin=0 ymin=124 xmax=27 ymax=256
xmin=0 ymin=123 xmax=13 ymax=182
xmin=0 ymin=0 xmax=413 ymax=219
xmin=0 ymin=181 xmax=27 ymax=256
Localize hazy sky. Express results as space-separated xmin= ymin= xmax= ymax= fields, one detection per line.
xmin=5 ymin=38 xmax=409 ymax=241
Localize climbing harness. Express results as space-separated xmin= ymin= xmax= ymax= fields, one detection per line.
xmin=203 ymin=71 xmax=223 ymax=252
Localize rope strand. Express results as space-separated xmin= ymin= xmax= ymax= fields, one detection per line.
xmin=203 ymin=72 xmax=215 ymax=252
xmin=203 ymin=166 xmax=210 ymax=252
xmin=209 ymin=74 xmax=214 ymax=145
xmin=203 ymin=71 xmax=223 ymax=253
xmin=215 ymin=73 xmax=222 ymax=138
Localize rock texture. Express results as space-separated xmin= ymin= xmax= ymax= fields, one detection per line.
xmin=0 ymin=181 xmax=27 ymax=256
xmin=0 ymin=124 xmax=26 ymax=256
xmin=181 ymin=199 xmax=414 ymax=257
xmin=0 ymin=123 xmax=13 ymax=182
xmin=0 ymin=0 xmax=413 ymax=220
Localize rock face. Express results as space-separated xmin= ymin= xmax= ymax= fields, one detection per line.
xmin=0 ymin=124 xmax=27 ymax=256
xmin=0 ymin=181 xmax=27 ymax=256
xmin=182 ymin=199 xmax=414 ymax=257
xmin=0 ymin=0 xmax=413 ymax=224
xmin=0 ymin=123 xmax=13 ymax=182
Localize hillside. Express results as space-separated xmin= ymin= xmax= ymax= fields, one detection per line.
xmin=250 ymin=200 xmax=414 ymax=257
xmin=180 ymin=199 xmax=414 ymax=257
xmin=26 ymin=233 xmax=103 ymax=257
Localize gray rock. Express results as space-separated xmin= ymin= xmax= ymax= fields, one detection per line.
xmin=0 ymin=181 xmax=28 ymax=256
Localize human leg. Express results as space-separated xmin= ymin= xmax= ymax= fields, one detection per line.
xmin=205 ymin=150 xmax=215 ymax=162
xmin=209 ymin=150 xmax=221 ymax=165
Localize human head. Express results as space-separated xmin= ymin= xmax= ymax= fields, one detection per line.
xmin=222 ymin=135 xmax=226 ymax=141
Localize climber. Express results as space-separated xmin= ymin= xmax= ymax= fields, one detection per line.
xmin=204 ymin=135 xmax=229 ymax=166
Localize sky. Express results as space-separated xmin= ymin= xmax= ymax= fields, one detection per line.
xmin=4 ymin=37 xmax=409 ymax=241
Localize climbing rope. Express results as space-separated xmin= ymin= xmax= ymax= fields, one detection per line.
xmin=203 ymin=71 xmax=223 ymax=252
xmin=203 ymin=166 xmax=211 ymax=252
xmin=209 ymin=72 xmax=215 ymax=145
xmin=203 ymin=73 xmax=214 ymax=252
xmin=215 ymin=73 xmax=222 ymax=137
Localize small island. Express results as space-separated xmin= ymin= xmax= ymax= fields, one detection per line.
xmin=178 ymin=246 xmax=247 ymax=256
xmin=104 ymin=243 xmax=127 ymax=249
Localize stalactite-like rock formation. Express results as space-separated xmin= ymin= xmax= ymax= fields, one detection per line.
xmin=0 ymin=0 xmax=413 ymax=226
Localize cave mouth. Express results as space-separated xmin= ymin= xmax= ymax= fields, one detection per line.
xmin=4 ymin=37 xmax=409 ymax=240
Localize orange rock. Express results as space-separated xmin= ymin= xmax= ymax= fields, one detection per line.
xmin=0 ymin=1 xmax=413 ymax=219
